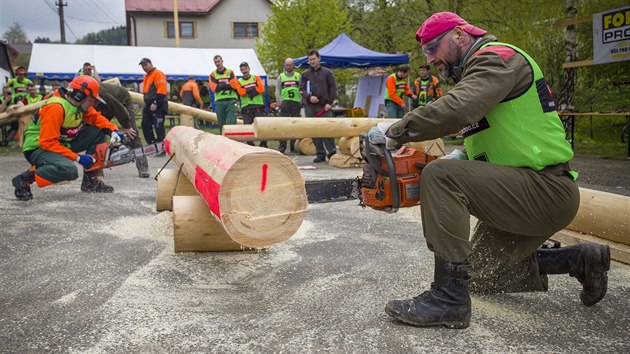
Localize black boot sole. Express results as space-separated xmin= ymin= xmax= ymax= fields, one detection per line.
xmin=581 ymin=244 xmax=610 ymax=306
xmin=384 ymin=304 xmax=470 ymax=329
xmin=12 ymin=176 xmax=33 ymax=201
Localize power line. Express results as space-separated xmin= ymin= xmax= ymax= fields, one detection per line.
xmin=66 ymin=15 xmax=119 ymax=25
xmin=88 ymin=0 xmax=120 ymax=25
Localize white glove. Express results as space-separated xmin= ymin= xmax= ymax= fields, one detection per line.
xmin=110 ymin=130 xmax=122 ymax=145
xmin=440 ymin=149 xmax=468 ymax=160
xmin=368 ymin=122 xmax=397 ymax=149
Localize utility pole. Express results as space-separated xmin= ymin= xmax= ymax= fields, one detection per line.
xmin=56 ymin=1 xmax=67 ymax=44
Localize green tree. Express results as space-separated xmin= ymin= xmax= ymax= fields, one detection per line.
xmin=256 ymin=0 xmax=351 ymax=76
xmin=75 ymin=25 xmax=127 ymax=45
xmin=34 ymin=36 xmax=52 ymax=43
xmin=2 ymin=22 xmax=29 ymax=44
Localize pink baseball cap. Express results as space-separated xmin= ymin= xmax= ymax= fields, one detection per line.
xmin=416 ymin=12 xmax=487 ymax=45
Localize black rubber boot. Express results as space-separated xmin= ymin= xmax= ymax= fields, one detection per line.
xmin=12 ymin=171 xmax=35 ymax=201
xmin=81 ymin=170 xmax=114 ymax=193
xmin=537 ymin=243 xmax=610 ymax=306
xmin=136 ymin=155 xmax=150 ymax=178
xmin=278 ymin=141 xmax=287 ymax=153
xmin=385 ymin=256 xmax=472 ymax=329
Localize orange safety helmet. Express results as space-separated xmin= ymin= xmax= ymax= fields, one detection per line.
xmin=68 ymin=75 xmax=105 ymax=104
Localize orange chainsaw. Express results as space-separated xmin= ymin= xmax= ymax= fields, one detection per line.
xmin=85 ymin=138 xmax=164 ymax=172
xmin=305 ymin=134 xmax=438 ymax=213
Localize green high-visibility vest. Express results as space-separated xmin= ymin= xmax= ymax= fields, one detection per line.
xmin=462 ymin=42 xmax=575 ymax=178
xmin=6 ymin=78 xmax=33 ymax=100
xmin=280 ymin=72 xmax=301 ymax=102
xmin=384 ymin=73 xmax=406 ymax=102
xmin=23 ymin=97 xmax=84 ymax=152
xmin=238 ymin=76 xmax=264 ymax=108
xmin=214 ymin=68 xmax=237 ymax=101
xmin=27 ymin=95 xmax=42 ymax=105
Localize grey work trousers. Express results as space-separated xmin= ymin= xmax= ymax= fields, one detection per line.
xmin=304 ymin=104 xmax=336 ymax=158
xmin=420 ymin=159 xmax=580 ymax=293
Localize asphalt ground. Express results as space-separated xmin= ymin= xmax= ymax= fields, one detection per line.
xmin=0 ymin=147 xmax=629 ymax=353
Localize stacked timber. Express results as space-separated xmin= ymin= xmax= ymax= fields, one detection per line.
xmin=163 ymin=126 xmax=308 ymax=249
xmin=330 ymin=136 xmax=363 ymax=168
xmin=294 ymin=138 xmax=316 ymax=156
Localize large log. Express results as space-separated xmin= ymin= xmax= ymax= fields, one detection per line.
xmin=253 ymin=117 xmax=397 ymax=139
xmin=566 ymin=188 xmax=630 ymax=245
xmin=295 ymin=138 xmax=316 ymax=156
xmin=0 ymin=101 xmax=44 ymax=127
xmin=164 ymin=126 xmax=308 ymax=248
xmin=128 ymin=91 xmax=219 ymax=123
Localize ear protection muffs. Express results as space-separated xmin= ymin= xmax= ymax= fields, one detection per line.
xmin=455 ymin=33 xmax=461 ymax=40
xmin=70 ymin=82 xmax=89 ymax=102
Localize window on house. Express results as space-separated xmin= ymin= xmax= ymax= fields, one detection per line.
xmin=166 ymin=21 xmax=195 ymax=38
xmin=233 ymin=22 xmax=259 ymax=38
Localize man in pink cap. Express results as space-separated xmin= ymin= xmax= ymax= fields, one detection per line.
xmin=366 ymin=12 xmax=610 ymax=329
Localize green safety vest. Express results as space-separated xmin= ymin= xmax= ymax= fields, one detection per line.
xmin=238 ymin=76 xmax=264 ymax=108
xmin=417 ymin=78 xmax=430 ymax=106
xmin=27 ymin=95 xmax=42 ymax=105
xmin=214 ymin=68 xmax=237 ymax=101
xmin=462 ymin=42 xmax=575 ymax=177
xmin=6 ymin=78 xmax=33 ymax=100
xmin=280 ymin=72 xmax=301 ymax=102
xmin=23 ymin=97 xmax=84 ymax=152
xmin=384 ymin=73 xmax=406 ymax=102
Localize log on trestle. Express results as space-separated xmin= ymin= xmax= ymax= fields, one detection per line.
xmin=253 ymin=117 xmax=397 ymax=140
xmin=164 ymin=126 xmax=308 ymax=249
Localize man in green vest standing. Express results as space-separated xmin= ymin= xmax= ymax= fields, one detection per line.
xmin=209 ymin=55 xmax=239 ymax=132
xmin=384 ymin=64 xmax=416 ymax=118
xmin=412 ymin=64 xmax=443 ymax=108
xmin=5 ymin=66 xmax=33 ymax=104
xmin=275 ymin=57 xmax=301 ymax=153
xmin=367 ymin=12 xmax=610 ymax=329
xmin=236 ymin=62 xmax=267 ymax=148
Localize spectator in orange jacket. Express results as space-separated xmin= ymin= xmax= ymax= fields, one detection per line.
xmin=384 ymin=65 xmax=417 ymax=118
xmin=180 ymin=76 xmax=204 ymax=128
xmin=139 ymin=58 xmax=168 ymax=148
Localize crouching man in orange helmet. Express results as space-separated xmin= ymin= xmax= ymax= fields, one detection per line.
xmin=11 ymin=75 xmax=122 ymax=201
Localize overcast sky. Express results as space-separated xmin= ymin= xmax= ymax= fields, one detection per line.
xmin=0 ymin=0 xmax=126 ymax=43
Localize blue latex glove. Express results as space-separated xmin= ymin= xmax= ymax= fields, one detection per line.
xmin=76 ymin=154 xmax=95 ymax=168
xmin=110 ymin=130 xmax=122 ymax=145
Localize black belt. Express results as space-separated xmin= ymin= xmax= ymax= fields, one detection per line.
xmin=540 ymin=162 xmax=572 ymax=177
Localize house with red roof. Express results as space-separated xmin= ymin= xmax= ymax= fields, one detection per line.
xmin=125 ymin=0 xmax=272 ymax=50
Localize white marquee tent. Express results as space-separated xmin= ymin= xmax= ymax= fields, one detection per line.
xmin=27 ymin=43 xmax=267 ymax=82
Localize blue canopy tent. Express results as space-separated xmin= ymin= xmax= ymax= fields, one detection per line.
xmin=294 ymin=33 xmax=409 ymax=117
xmin=293 ymin=33 xmax=409 ymax=69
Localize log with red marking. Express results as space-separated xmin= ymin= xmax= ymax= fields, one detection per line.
xmin=164 ymin=126 xmax=308 ymax=248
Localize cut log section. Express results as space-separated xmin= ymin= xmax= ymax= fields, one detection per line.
xmin=406 ymin=139 xmax=446 ymax=157
xmin=156 ymin=168 xmax=198 ymax=211
xmin=164 ymin=126 xmax=308 ymax=248
xmin=566 ymin=188 xmax=629 ymax=246
xmin=295 ymin=138 xmax=316 ymax=156
xmin=173 ymin=196 xmax=248 ymax=252
xmin=328 ymin=153 xmax=364 ymax=168
xmin=338 ymin=137 xmax=353 ymax=155
xmin=253 ymin=117 xmax=397 ymax=140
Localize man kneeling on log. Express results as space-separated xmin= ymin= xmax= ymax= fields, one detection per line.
xmin=369 ymin=12 xmax=611 ymax=329
xmin=12 ymin=75 xmax=122 ymax=201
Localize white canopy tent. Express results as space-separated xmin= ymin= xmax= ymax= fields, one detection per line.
xmin=27 ymin=43 xmax=267 ymax=82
